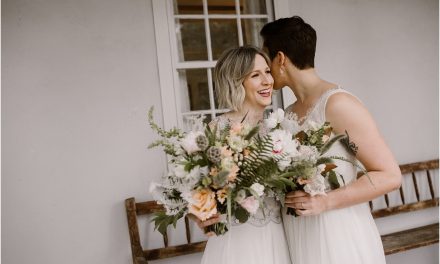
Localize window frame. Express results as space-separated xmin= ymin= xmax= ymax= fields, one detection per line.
xmin=152 ymin=0 xmax=291 ymax=130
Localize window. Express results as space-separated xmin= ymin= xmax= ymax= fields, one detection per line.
xmin=153 ymin=0 xmax=287 ymax=130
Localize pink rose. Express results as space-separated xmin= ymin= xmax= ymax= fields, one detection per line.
xmin=239 ymin=196 xmax=259 ymax=215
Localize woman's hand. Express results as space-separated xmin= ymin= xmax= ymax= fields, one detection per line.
xmin=285 ymin=191 xmax=328 ymax=216
xmin=187 ymin=213 xmax=221 ymax=236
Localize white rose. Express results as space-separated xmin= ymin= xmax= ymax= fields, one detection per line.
xmin=277 ymin=158 xmax=292 ymax=171
xmin=264 ymin=108 xmax=285 ymax=129
xmin=269 ymin=129 xmax=299 ymax=157
xmin=264 ymin=118 xmax=278 ymax=129
xmin=250 ymin=183 xmax=265 ymax=197
xmin=227 ymin=134 xmax=248 ymax=152
xmin=280 ymin=118 xmax=300 ymax=134
xmin=181 ymin=131 xmax=203 ymax=154
xmin=304 ymin=166 xmax=327 ymax=196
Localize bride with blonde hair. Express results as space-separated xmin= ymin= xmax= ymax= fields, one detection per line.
xmin=189 ymin=45 xmax=292 ymax=264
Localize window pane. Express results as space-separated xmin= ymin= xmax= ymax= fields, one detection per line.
xmin=240 ymin=0 xmax=267 ymax=14
xmin=241 ymin=18 xmax=267 ymax=47
xmin=175 ymin=19 xmax=208 ymax=61
xmin=173 ymin=0 xmax=204 ymax=15
xmin=210 ymin=19 xmax=239 ymax=60
xmin=207 ymin=0 xmax=236 ymax=14
xmin=178 ymin=69 xmax=211 ymax=112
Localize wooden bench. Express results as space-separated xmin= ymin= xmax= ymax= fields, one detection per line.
xmin=125 ymin=159 xmax=439 ymax=263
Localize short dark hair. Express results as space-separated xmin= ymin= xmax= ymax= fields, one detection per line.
xmin=260 ymin=16 xmax=316 ymax=69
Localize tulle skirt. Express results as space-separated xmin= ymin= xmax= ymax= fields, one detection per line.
xmin=201 ymin=221 xmax=292 ymax=264
xmin=283 ymin=202 xmax=386 ymax=264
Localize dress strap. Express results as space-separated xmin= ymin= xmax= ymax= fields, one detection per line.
xmin=318 ymin=87 xmax=362 ymax=123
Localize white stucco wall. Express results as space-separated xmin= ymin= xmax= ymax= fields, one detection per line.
xmin=2 ymin=0 xmax=166 ymax=263
xmin=2 ymin=0 xmax=438 ymax=264
xmin=284 ymin=0 xmax=439 ymax=263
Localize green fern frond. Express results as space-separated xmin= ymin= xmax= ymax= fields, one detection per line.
xmin=237 ymin=135 xmax=280 ymax=188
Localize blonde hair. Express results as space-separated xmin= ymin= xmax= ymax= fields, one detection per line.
xmin=214 ymin=46 xmax=271 ymax=111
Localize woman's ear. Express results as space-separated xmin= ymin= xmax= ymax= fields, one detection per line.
xmin=276 ymin=51 xmax=287 ymax=73
xmin=276 ymin=51 xmax=286 ymax=66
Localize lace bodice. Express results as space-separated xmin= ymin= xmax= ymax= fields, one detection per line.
xmin=285 ymin=87 xmax=359 ymax=185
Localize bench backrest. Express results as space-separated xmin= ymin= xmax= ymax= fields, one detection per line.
xmin=370 ymin=159 xmax=439 ymax=218
xmin=125 ymin=159 xmax=439 ymax=263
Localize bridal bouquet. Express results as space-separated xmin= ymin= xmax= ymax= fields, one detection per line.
xmin=262 ymin=109 xmax=363 ymax=215
xmin=148 ymin=107 xmax=285 ymax=236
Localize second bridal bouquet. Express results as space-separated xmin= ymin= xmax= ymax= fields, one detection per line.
xmin=263 ymin=109 xmax=364 ymax=215
xmin=148 ymin=107 xmax=286 ymax=236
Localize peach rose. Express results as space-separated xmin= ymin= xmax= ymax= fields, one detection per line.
xmin=227 ymin=164 xmax=239 ymax=182
xmin=221 ymin=146 xmax=233 ymax=157
xmin=188 ymin=188 xmax=217 ymax=221
xmin=230 ymin=122 xmax=243 ymax=135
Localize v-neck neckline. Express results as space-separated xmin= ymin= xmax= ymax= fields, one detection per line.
xmin=290 ymin=86 xmax=340 ymax=126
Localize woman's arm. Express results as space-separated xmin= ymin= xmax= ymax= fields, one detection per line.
xmin=286 ymin=92 xmax=402 ymax=215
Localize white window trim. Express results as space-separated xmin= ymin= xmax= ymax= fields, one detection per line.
xmin=152 ymin=0 xmax=291 ymax=130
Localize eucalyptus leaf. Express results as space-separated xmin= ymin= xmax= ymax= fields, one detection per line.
xmin=213 ymin=170 xmax=229 ymax=187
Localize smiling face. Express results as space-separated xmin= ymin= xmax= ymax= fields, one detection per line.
xmin=242 ymin=54 xmax=274 ymax=109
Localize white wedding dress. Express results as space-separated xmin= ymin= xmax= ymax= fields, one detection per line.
xmin=283 ymin=87 xmax=386 ymax=264
xmin=201 ymin=116 xmax=292 ymax=264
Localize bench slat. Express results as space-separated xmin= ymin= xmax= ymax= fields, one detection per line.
xmin=399 ymin=160 xmax=439 ymax=174
xmin=382 ymin=223 xmax=439 ymax=255
xmin=144 ymin=241 xmax=207 ymax=260
xmin=372 ymin=198 xmax=439 ymax=218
